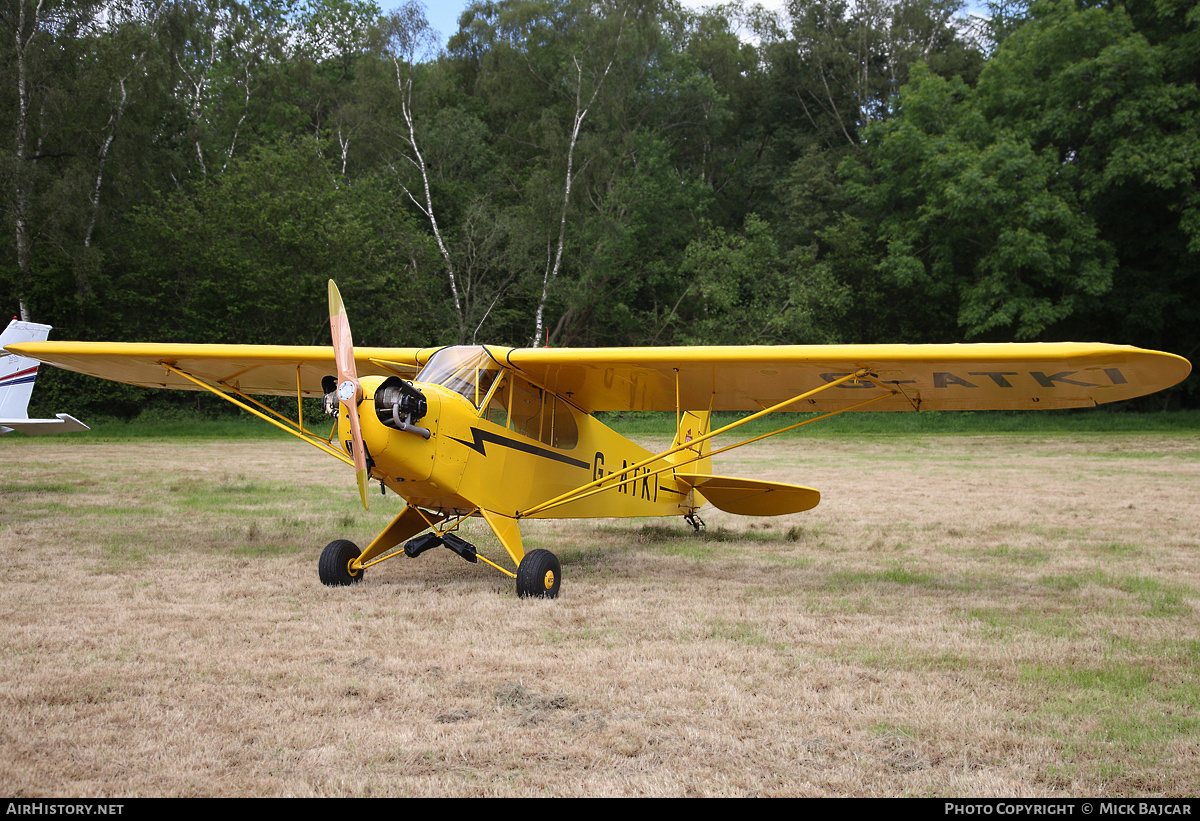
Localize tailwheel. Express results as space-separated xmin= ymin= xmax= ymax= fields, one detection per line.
xmin=516 ymin=549 xmax=561 ymax=599
xmin=319 ymin=539 xmax=364 ymax=586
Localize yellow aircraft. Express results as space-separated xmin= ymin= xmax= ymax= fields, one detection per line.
xmin=7 ymin=281 xmax=1192 ymax=599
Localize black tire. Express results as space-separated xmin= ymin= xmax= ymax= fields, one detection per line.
xmin=319 ymin=539 xmax=363 ymax=586
xmin=516 ymin=549 xmax=561 ymax=599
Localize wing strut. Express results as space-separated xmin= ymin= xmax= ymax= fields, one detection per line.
xmin=519 ymin=369 xmax=889 ymax=518
xmin=161 ymin=362 xmax=353 ymax=466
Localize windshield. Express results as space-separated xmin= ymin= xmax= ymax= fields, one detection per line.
xmin=415 ymin=346 xmax=503 ymax=409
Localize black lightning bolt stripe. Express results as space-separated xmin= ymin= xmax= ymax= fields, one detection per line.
xmin=451 ymin=427 xmax=591 ymax=470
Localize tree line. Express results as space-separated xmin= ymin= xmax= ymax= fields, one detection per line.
xmin=3 ymin=0 xmax=1196 ymax=416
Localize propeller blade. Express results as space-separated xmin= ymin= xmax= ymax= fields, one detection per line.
xmin=328 ymin=280 xmax=370 ymax=510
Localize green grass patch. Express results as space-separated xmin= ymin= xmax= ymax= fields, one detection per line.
xmin=1090 ymin=542 xmax=1141 ymax=557
xmin=1020 ymin=661 xmax=1200 ymax=757
xmin=756 ymin=553 xmax=816 ymax=570
xmin=828 ymin=566 xmax=939 ymax=590
xmin=597 ymin=408 xmax=1200 ymax=439
xmin=228 ymin=541 xmax=310 ymax=559
xmin=1038 ymin=570 xmax=1102 ymax=592
xmin=959 ymin=606 xmax=1084 ymax=641
xmin=1112 ymin=574 xmax=1192 ymax=617
xmin=706 ymin=618 xmax=769 ymax=646
xmin=980 ymin=545 xmax=1052 ymax=565
xmin=965 ymin=607 xmax=1008 ymax=629
xmin=887 ymin=567 xmax=937 ymax=584
xmin=1038 ymin=570 xmax=1193 ymax=617
xmin=165 ymin=474 xmax=300 ymax=513
xmin=3 ymin=408 xmax=1198 ymax=445
xmin=0 ymin=480 xmax=83 ymax=495
xmin=100 ymin=540 xmax=151 ymax=571
xmin=1022 ymin=661 xmax=1153 ymax=692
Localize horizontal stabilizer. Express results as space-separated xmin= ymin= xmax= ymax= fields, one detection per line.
xmin=0 ymin=413 xmax=90 ymax=435
xmin=676 ymin=473 xmax=820 ymax=516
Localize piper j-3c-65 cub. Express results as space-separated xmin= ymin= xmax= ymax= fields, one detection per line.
xmin=6 ymin=281 xmax=1192 ymax=599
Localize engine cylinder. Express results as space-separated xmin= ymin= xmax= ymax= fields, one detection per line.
xmin=375 ymin=377 xmax=427 ymax=428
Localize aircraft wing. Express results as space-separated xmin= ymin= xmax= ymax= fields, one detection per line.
xmin=502 ymin=343 xmax=1192 ymax=413
xmin=3 ymin=341 xmax=428 ymax=397
xmin=9 ymin=340 xmax=1190 ymax=411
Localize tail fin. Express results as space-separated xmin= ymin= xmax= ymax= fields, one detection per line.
xmin=0 ymin=319 xmax=48 ymax=420
xmin=0 ymin=319 xmax=89 ymax=435
xmin=668 ymin=410 xmax=711 ymax=476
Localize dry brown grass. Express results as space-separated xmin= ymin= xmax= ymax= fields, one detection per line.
xmin=1 ymin=432 xmax=1197 ymax=797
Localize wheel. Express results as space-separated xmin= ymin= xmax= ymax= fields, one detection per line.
xmin=516 ymin=549 xmax=561 ymax=599
xmin=319 ymin=539 xmax=363 ymax=586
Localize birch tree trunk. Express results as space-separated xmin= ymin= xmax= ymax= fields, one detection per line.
xmin=11 ymin=0 xmax=46 ymax=321
xmin=529 ymin=53 xmax=609 ymax=348
xmin=386 ymin=2 xmax=465 ymax=340
xmin=529 ymin=10 xmax=627 ymax=348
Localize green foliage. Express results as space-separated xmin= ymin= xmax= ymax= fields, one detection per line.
xmin=976 ymin=0 xmax=1200 ymax=360
xmin=675 ymin=213 xmax=850 ymax=344
xmin=123 ymin=137 xmax=446 ymax=347
xmin=843 ymin=0 xmax=1199 ymax=380
xmin=846 ymin=66 xmax=1115 ymax=341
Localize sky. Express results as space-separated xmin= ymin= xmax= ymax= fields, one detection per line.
xmin=414 ymin=1 xmax=789 ymax=47
xmin=410 ymin=1 xmax=989 ymax=50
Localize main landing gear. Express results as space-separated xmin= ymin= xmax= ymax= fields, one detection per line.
xmin=318 ymin=539 xmax=363 ymax=586
xmin=515 ymin=549 xmax=561 ymax=599
xmin=317 ymin=534 xmax=561 ymax=599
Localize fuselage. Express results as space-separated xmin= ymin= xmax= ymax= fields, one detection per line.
xmin=338 ymin=349 xmax=699 ymax=520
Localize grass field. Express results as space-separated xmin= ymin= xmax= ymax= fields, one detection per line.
xmin=1 ymin=422 xmax=1198 ymax=796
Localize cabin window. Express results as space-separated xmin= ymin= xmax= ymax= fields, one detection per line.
xmin=509 ymin=378 xmax=544 ymax=441
xmin=546 ymin=395 xmax=578 ymax=450
xmin=415 ymin=346 xmax=503 ymax=409
xmin=483 ymin=373 xmax=578 ymax=451
xmin=484 ymin=377 xmax=510 ymax=427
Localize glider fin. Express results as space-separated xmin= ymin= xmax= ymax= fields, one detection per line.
xmin=0 ymin=319 xmax=89 ymax=435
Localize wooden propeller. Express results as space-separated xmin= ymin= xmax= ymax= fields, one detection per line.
xmin=328 ymin=280 xmax=370 ymax=510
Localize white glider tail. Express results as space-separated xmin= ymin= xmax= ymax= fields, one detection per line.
xmin=0 ymin=319 xmax=89 ymax=435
